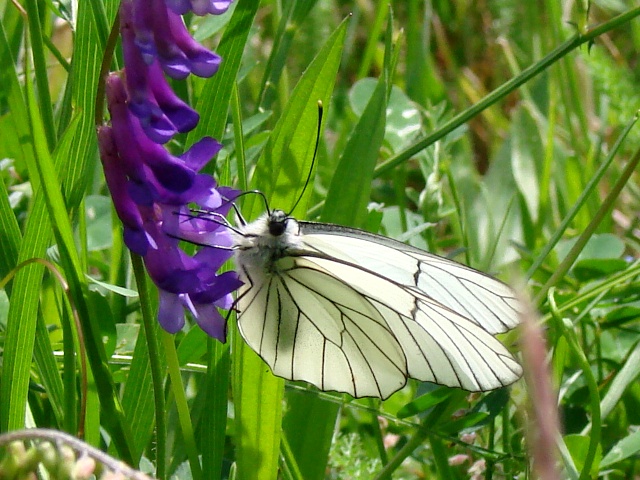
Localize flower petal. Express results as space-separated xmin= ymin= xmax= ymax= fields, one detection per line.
xmin=158 ymin=290 xmax=187 ymax=333
xmin=180 ymin=136 xmax=222 ymax=171
xmin=190 ymin=302 xmax=227 ymax=341
xmin=167 ymin=10 xmax=221 ymax=77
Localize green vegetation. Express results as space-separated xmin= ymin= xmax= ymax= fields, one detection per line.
xmin=2 ymin=1 xmax=640 ymax=478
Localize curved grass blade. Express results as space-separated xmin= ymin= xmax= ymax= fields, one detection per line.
xmin=233 ymin=17 xmax=348 ymax=480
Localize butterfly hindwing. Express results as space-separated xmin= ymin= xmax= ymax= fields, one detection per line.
xmin=237 ymin=257 xmax=408 ymax=398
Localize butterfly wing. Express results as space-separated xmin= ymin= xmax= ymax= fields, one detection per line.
xmin=299 ymin=221 xmax=522 ymax=334
xmin=236 ymin=249 xmax=522 ymax=399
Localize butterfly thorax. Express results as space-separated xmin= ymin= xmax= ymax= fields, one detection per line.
xmin=233 ymin=210 xmax=302 ymax=276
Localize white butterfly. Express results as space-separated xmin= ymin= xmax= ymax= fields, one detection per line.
xmin=232 ymin=209 xmax=522 ymax=399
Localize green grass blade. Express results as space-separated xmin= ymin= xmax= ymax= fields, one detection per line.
xmin=257 ymin=0 xmax=319 ymax=110
xmin=24 ymin=0 xmax=56 ymax=149
xmin=355 ymin=1 xmax=387 ymax=80
xmin=162 ymin=331 xmax=202 ymax=480
xmin=188 ymin=0 xmax=260 ymax=146
xmin=23 ymin=59 xmax=135 ymax=461
xmin=0 ymin=25 xmax=58 ymax=428
xmin=0 ymin=200 xmax=51 ymax=432
xmin=248 ymin=17 xmax=348 ymax=215
xmin=232 ymin=328 xmax=284 ymax=480
xmin=128 ymin=254 xmax=166 ymax=474
xmin=320 ymin=74 xmax=387 ymax=226
xmin=60 ymin=1 xmax=119 ymax=208
xmin=198 ymin=340 xmax=231 ymax=480
xmin=121 ymin=315 xmax=156 ymax=462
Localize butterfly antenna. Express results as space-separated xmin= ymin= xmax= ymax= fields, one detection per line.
xmin=221 ymin=189 xmax=272 ymax=226
xmin=166 ymin=231 xmax=236 ymax=251
xmin=174 ymin=205 xmax=246 ymax=236
xmin=287 ymin=101 xmax=323 ymax=216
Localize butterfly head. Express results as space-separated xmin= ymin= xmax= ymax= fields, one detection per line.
xmin=267 ymin=210 xmax=289 ymax=237
xmin=233 ymin=209 xmax=301 ymax=278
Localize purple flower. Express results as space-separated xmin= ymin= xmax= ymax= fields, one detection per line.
xmin=144 ymin=214 xmax=242 ymax=340
xmin=103 ymin=85 xmax=236 ymax=335
xmin=100 ymin=84 xmax=242 ymax=338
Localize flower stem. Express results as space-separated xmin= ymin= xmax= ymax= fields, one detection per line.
xmin=131 ymin=253 xmax=166 ymax=479
xmin=162 ymin=330 xmax=203 ymax=480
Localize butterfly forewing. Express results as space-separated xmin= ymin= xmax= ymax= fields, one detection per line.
xmin=299 ymin=223 xmax=522 ymax=334
xmin=414 ymin=258 xmax=520 ymax=334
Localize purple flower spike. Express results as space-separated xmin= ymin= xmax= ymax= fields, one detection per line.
xmin=101 ymin=0 xmax=242 ymax=340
